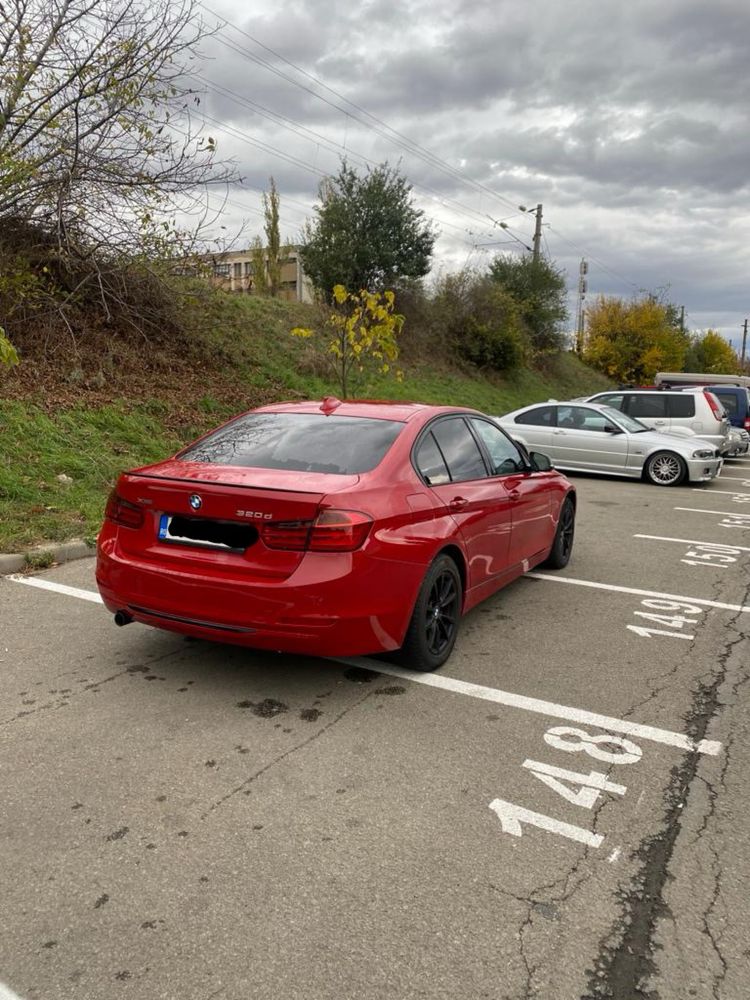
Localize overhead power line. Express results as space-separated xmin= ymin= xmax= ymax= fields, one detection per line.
xmin=191 ymin=73 xmax=507 ymax=237
xmin=546 ymin=225 xmax=640 ymax=293
xmin=201 ymin=5 xmax=524 ymax=215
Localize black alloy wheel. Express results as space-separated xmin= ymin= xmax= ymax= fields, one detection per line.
xmin=543 ymin=497 xmax=575 ymax=569
xmin=399 ymin=554 xmax=463 ymax=671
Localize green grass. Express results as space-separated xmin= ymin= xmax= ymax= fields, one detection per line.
xmin=0 ymin=402 xmax=186 ymax=551
xmin=0 ymin=294 xmax=613 ymax=552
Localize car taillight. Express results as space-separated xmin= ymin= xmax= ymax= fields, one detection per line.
xmin=744 ymin=417 xmax=750 ymax=431
xmin=104 ymin=490 xmax=144 ymax=529
xmin=261 ymin=510 xmax=372 ymax=552
xmin=703 ymin=391 xmax=723 ymax=420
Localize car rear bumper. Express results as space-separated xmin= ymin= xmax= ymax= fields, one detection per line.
xmin=686 ymin=456 xmax=723 ymax=482
xmin=96 ymin=532 xmax=425 ymax=657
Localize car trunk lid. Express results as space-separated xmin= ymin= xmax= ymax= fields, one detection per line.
xmin=113 ymin=463 xmax=360 ymax=579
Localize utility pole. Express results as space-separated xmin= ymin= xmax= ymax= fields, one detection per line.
xmin=575 ymin=259 xmax=588 ymax=354
xmin=742 ymin=318 xmax=748 ymax=368
xmin=532 ymin=203 xmax=543 ymax=262
xmin=679 ymin=305 xmax=685 ymax=334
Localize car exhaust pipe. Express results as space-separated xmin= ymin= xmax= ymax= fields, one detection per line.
xmin=114 ymin=610 xmax=134 ymax=627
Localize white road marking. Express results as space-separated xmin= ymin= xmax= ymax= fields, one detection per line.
xmin=338 ymin=655 xmax=720 ymax=755
xmin=634 ymin=533 xmax=750 ymax=552
xmin=607 ymin=847 xmax=622 ymax=863
xmin=525 ymin=572 xmax=750 ymax=615
xmin=6 ymin=574 xmax=721 ymax=756
xmin=674 ymin=506 xmax=750 ymax=519
xmin=5 ymin=575 xmax=104 ymax=603
xmin=0 ymin=984 xmax=26 ymax=1000
xmin=489 ymin=798 xmax=604 ymax=847
xmin=714 ymin=476 xmax=750 ymax=482
xmin=692 ymin=489 xmax=750 ymax=496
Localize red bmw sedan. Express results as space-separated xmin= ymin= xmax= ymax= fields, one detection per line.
xmin=96 ymin=399 xmax=576 ymax=670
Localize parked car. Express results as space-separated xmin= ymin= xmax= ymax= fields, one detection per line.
xmin=702 ymin=385 xmax=750 ymax=433
xmin=725 ymin=426 xmax=750 ymax=457
xmin=97 ymin=399 xmax=576 ymax=671
xmin=582 ymin=388 xmax=731 ymax=454
xmin=496 ymin=401 xmax=722 ymax=486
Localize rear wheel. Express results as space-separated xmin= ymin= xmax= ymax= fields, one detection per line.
xmin=543 ymin=497 xmax=575 ymax=569
xmin=398 ymin=554 xmax=462 ymax=672
xmin=644 ymin=451 xmax=687 ymax=486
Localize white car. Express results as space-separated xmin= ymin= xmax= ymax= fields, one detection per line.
xmin=582 ymin=388 xmax=731 ymax=455
xmin=496 ymin=401 xmax=722 ymax=486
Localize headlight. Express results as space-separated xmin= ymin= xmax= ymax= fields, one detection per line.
xmin=691 ymin=448 xmax=715 ymax=459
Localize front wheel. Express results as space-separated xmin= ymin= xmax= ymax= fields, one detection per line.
xmin=644 ymin=451 xmax=687 ymax=487
xmin=543 ymin=497 xmax=575 ymax=568
xmin=398 ymin=554 xmax=462 ymax=672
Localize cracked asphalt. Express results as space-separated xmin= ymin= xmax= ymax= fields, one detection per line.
xmin=1 ymin=464 xmax=749 ymax=999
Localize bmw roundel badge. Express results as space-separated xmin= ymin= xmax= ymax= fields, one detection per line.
xmin=189 ymin=494 xmax=202 ymax=511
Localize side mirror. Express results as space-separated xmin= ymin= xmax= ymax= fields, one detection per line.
xmin=529 ymin=451 xmax=553 ymax=471
xmin=604 ymin=424 xmax=623 ymax=434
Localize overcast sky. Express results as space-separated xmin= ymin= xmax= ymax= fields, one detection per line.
xmin=190 ymin=0 xmax=750 ymax=346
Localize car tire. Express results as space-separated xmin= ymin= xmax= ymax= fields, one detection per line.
xmin=398 ymin=554 xmax=462 ymax=672
xmin=644 ymin=451 xmax=687 ymax=487
xmin=543 ymin=497 xmax=575 ymax=569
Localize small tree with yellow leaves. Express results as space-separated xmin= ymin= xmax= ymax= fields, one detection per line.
xmin=292 ymin=285 xmax=404 ymax=398
xmin=0 ymin=326 xmax=19 ymax=368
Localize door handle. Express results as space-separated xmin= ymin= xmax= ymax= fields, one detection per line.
xmin=553 ymin=430 xmax=566 ymax=435
xmin=508 ymin=490 xmax=521 ymax=501
xmin=449 ymin=497 xmax=468 ymax=511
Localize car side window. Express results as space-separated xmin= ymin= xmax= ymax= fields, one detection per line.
xmin=707 ymin=392 xmax=735 ymax=415
xmin=514 ymin=405 xmax=555 ymax=426
xmin=668 ymin=394 xmax=696 ymax=417
xmin=430 ymin=418 xmax=488 ymax=482
xmin=628 ymin=394 xmax=668 ymax=418
xmin=596 ymin=393 xmax=624 ymax=410
xmin=557 ymin=406 xmax=610 ymax=432
xmin=414 ymin=432 xmax=451 ymax=486
xmin=469 ymin=419 xmax=524 ymax=476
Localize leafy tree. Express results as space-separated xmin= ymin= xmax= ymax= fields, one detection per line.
xmin=0 ymin=0 xmax=236 ymax=352
xmin=583 ymin=295 xmax=687 ymax=383
xmin=683 ymin=330 xmax=739 ymax=374
xmin=292 ymin=285 xmax=404 ymax=398
xmin=300 ymin=162 xmax=435 ymax=300
xmin=263 ymin=177 xmax=282 ymax=296
xmin=488 ymin=255 xmax=568 ymax=355
xmin=0 ymin=326 xmax=19 ymax=367
xmin=431 ymin=271 xmax=526 ymax=371
xmin=250 ymin=237 xmax=268 ymax=296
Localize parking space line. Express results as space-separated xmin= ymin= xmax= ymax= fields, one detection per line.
xmin=674 ymin=507 xmax=750 ymax=518
xmin=5 ymin=575 xmax=105 ymax=603
xmin=525 ymin=572 xmax=750 ymax=614
xmin=716 ymin=476 xmax=750 ymax=482
xmin=6 ymin=574 xmax=721 ymax=756
xmin=634 ymin=533 xmax=750 ymax=551
xmin=691 ymin=489 xmax=750 ymax=496
xmin=336 ymin=656 xmax=720 ymax=755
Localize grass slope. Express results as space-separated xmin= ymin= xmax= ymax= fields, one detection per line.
xmin=0 ymin=293 xmax=612 ymax=553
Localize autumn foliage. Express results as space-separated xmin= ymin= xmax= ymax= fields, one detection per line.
xmin=583 ymin=296 xmax=689 ymax=383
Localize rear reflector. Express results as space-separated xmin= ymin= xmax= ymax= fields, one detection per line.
xmin=105 ymin=490 xmax=144 ymax=529
xmin=744 ymin=417 xmax=750 ymax=431
xmin=261 ymin=509 xmax=372 ymax=552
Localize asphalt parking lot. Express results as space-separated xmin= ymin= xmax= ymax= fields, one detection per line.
xmin=2 ymin=462 xmax=750 ymax=1000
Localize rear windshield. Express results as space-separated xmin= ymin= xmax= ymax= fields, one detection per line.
xmin=178 ymin=413 xmax=404 ymax=474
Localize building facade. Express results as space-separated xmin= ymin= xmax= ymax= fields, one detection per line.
xmin=196 ymin=247 xmax=314 ymax=303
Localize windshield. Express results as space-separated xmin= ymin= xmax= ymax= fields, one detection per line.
xmin=600 ymin=406 xmax=650 ymax=433
xmin=179 ymin=413 xmax=404 ymax=474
